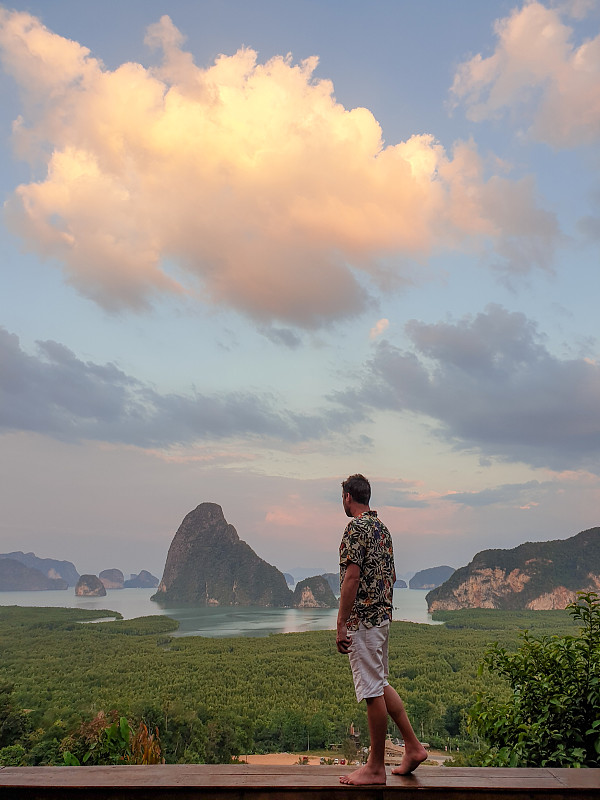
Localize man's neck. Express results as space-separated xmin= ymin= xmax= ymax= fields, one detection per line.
xmin=351 ymin=503 xmax=370 ymax=518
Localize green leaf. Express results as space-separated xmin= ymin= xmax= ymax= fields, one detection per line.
xmin=120 ymin=716 xmax=130 ymax=739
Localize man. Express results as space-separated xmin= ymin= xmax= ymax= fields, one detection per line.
xmin=336 ymin=474 xmax=427 ymax=786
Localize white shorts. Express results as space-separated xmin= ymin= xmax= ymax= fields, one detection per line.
xmin=347 ymin=619 xmax=390 ymax=703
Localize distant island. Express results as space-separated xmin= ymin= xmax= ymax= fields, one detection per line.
xmin=409 ymin=566 xmax=455 ymax=590
xmin=75 ymin=574 xmax=106 ymax=597
xmin=427 ymin=527 xmax=600 ymax=611
xmin=124 ymin=570 xmax=159 ymax=588
xmin=0 ymin=558 xmax=68 ymax=591
xmin=99 ymin=569 xmax=124 ymax=589
xmin=321 ymin=572 xmax=340 ymax=594
xmin=0 ymin=550 xmax=160 ymax=593
xmin=293 ymin=576 xmax=338 ymax=608
xmin=0 ymin=551 xmax=78 ymax=587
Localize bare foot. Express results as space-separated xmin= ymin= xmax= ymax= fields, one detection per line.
xmin=391 ymin=746 xmax=428 ymax=776
xmin=339 ymin=763 xmax=387 ymax=785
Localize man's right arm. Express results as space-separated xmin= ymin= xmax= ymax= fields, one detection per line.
xmin=336 ymin=562 xmax=360 ymax=654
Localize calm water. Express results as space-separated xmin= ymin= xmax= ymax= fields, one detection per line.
xmin=0 ymin=587 xmax=441 ymax=637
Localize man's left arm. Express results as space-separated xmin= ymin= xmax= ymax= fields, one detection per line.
xmin=336 ymin=562 xmax=360 ymax=654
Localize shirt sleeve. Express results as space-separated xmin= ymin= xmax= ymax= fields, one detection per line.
xmin=340 ymin=519 xmax=366 ymax=569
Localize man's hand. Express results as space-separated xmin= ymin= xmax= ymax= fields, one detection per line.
xmin=336 ymin=624 xmax=352 ymax=654
xmin=336 ymin=562 xmax=360 ymax=655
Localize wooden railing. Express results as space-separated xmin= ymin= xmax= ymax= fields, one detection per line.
xmin=1 ymin=764 xmax=599 ymax=799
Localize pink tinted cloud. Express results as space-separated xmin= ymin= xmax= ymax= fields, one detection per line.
xmin=369 ymin=318 xmax=389 ymax=340
xmin=450 ymin=1 xmax=600 ymax=147
xmin=1 ymin=10 xmax=558 ymax=326
xmin=265 ymin=494 xmax=341 ymax=531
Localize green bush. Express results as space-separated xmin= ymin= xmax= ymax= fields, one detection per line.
xmin=0 ymin=743 xmax=26 ymax=765
xmin=470 ymin=592 xmax=600 ymax=767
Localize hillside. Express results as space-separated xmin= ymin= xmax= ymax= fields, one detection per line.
xmin=426 ymin=527 xmax=600 ymax=611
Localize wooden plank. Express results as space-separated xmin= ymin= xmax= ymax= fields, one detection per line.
xmin=0 ymin=765 xmax=598 ymax=799
xmin=548 ymin=768 xmax=600 ymax=789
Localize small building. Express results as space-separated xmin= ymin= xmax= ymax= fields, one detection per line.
xmin=383 ymin=738 xmax=405 ymax=766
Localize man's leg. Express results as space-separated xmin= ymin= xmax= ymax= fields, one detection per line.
xmin=339 ymin=694 xmax=387 ymax=785
xmin=384 ymin=685 xmax=428 ymax=775
xmin=340 ymin=623 xmax=389 ymax=785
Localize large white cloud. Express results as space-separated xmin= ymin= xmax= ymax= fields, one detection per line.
xmin=450 ymin=1 xmax=600 ymax=147
xmin=0 ymin=10 xmax=558 ymax=326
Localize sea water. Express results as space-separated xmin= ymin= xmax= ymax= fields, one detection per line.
xmin=0 ymin=587 xmax=441 ymax=637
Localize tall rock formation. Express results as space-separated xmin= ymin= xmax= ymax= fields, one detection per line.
xmin=427 ymin=527 xmax=600 ymax=611
xmin=152 ymin=503 xmax=293 ymax=607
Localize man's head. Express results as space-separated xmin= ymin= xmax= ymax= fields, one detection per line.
xmin=341 ymin=474 xmax=371 ymax=516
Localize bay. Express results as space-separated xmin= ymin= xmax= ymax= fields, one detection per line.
xmin=0 ymin=587 xmax=441 ymax=637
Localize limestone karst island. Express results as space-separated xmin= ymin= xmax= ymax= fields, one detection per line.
xmin=426 ymin=527 xmax=600 ymax=611
xmin=151 ymin=502 xmax=337 ymax=608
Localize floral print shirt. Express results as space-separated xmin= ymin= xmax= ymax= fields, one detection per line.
xmin=339 ymin=510 xmax=396 ymax=631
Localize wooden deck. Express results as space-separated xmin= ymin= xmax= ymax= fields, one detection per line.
xmin=1 ymin=764 xmax=599 ymax=799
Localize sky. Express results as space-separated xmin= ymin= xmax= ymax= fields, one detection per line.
xmin=1 ymin=0 xmax=599 ymax=582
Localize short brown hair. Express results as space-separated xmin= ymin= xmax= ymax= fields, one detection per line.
xmin=342 ymin=474 xmax=371 ymax=505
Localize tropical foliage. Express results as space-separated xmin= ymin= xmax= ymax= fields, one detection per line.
xmin=63 ymin=713 xmax=164 ymax=765
xmin=469 ymin=592 xmax=600 ymax=767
